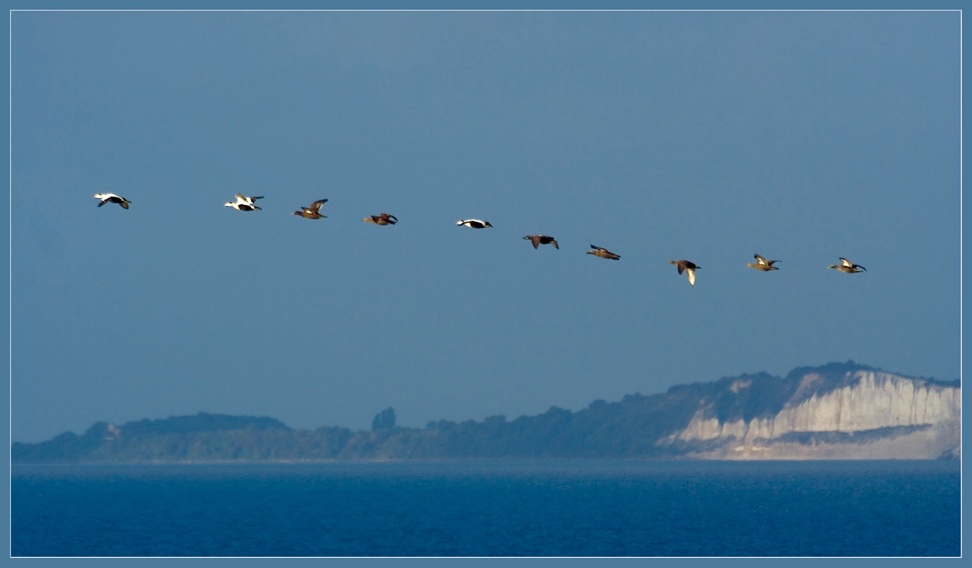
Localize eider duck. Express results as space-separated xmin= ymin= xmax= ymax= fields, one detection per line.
xmin=746 ymin=254 xmax=780 ymax=271
xmin=94 ymin=193 xmax=130 ymax=209
xmin=524 ymin=235 xmax=559 ymax=249
xmin=457 ymin=219 xmax=493 ymax=229
xmin=224 ymin=194 xmax=263 ymax=211
xmin=668 ymin=259 xmax=700 ymax=286
xmin=587 ymin=245 xmax=620 ymax=260
xmin=828 ymin=257 xmax=866 ymax=273
xmin=294 ymin=199 xmax=328 ymax=219
xmin=363 ymin=213 xmax=398 ymax=225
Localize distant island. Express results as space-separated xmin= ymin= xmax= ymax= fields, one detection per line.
xmin=12 ymin=362 xmax=961 ymax=463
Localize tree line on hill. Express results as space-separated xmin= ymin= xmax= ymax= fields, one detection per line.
xmin=12 ymin=361 xmax=957 ymax=463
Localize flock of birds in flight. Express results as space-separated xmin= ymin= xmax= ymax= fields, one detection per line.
xmin=94 ymin=191 xmax=868 ymax=286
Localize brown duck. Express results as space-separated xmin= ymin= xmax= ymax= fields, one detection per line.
xmin=668 ymin=259 xmax=700 ymax=286
xmin=363 ymin=213 xmax=398 ymax=225
xmin=828 ymin=257 xmax=866 ymax=273
xmin=524 ymin=235 xmax=559 ymax=249
xmin=294 ymin=199 xmax=328 ymax=219
xmin=587 ymin=245 xmax=620 ymax=260
xmin=746 ymin=254 xmax=780 ymax=271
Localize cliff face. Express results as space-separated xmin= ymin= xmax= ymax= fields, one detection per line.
xmin=12 ymin=363 xmax=961 ymax=463
xmin=665 ymin=369 xmax=961 ymax=459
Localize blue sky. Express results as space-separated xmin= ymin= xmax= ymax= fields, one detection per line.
xmin=11 ymin=10 xmax=960 ymax=442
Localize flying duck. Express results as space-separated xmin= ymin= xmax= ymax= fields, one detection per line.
xmin=363 ymin=213 xmax=398 ymax=225
xmin=457 ymin=219 xmax=493 ymax=229
xmin=746 ymin=254 xmax=780 ymax=271
xmin=524 ymin=235 xmax=559 ymax=249
xmin=294 ymin=199 xmax=328 ymax=219
xmin=828 ymin=257 xmax=866 ymax=273
xmin=587 ymin=245 xmax=620 ymax=260
xmin=669 ymin=259 xmax=701 ymax=286
xmin=94 ymin=193 xmax=130 ymax=209
xmin=224 ymin=194 xmax=263 ymax=211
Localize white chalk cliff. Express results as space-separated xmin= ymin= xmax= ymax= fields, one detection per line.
xmin=663 ymin=368 xmax=960 ymax=460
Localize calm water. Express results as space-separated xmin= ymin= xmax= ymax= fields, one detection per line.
xmin=11 ymin=460 xmax=961 ymax=557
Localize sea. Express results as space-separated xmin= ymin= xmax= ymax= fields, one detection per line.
xmin=11 ymin=460 xmax=961 ymax=557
